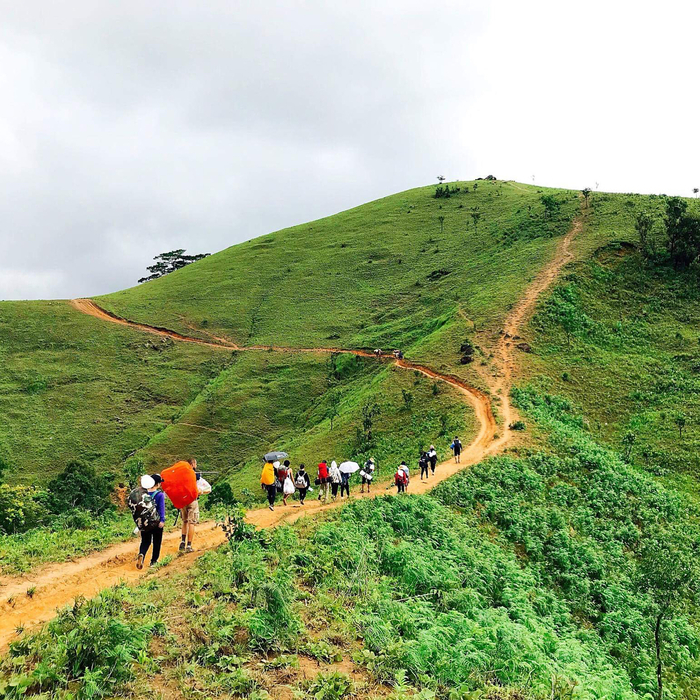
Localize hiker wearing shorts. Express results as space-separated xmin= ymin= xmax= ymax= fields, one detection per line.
xmin=179 ymin=458 xmax=200 ymax=553
xmin=451 ymin=436 xmax=463 ymax=463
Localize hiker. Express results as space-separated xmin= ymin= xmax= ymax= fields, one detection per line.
xmin=278 ymin=459 xmax=294 ymax=506
xmin=361 ymin=457 xmax=376 ymax=493
xmin=130 ymin=474 xmax=166 ymax=569
xmin=373 ymin=348 xmax=383 ymax=358
xmin=400 ymin=461 xmax=410 ymax=490
xmin=395 ymin=462 xmax=409 ymax=493
xmin=419 ymin=451 xmax=430 ymax=480
xmin=261 ymin=460 xmax=277 ymax=511
xmin=392 ymin=349 xmax=404 ymax=360
xmin=428 ymin=445 xmax=438 ymax=475
xmin=295 ymin=464 xmax=311 ymax=504
xmin=340 ymin=467 xmax=351 ymax=498
xmin=180 ymin=458 xmax=202 ymax=551
xmin=451 ymin=436 xmax=463 ymax=463
xmin=329 ymin=459 xmax=342 ymax=500
xmin=317 ymin=460 xmax=330 ymax=503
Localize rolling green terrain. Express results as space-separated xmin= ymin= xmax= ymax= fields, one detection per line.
xmin=3 ymin=182 xmax=700 ymax=700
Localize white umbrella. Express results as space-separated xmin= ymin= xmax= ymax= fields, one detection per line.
xmin=339 ymin=461 xmax=360 ymax=474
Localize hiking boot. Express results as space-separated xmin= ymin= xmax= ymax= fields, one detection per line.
xmin=268 ymin=504 xmax=274 ymax=511
xmin=136 ymin=554 xmax=144 ymax=570
xmin=178 ymin=541 xmax=186 ymax=552
xmin=149 ymin=560 xmax=159 ymax=568
xmin=185 ymin=544 xmax=193 ymax=553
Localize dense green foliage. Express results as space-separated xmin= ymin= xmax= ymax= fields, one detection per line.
xmin=527 ymin=192 xmax=700 ymax=489
xmin=435 ymin=387 xmax=700 ymax=698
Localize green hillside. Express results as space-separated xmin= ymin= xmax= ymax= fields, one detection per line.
xmin=4 ymin=182 xmax=700 ymax=700
xmin=98 ymin=180 xmax=579 ymax=373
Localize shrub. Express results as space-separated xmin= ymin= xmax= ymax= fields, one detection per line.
xmin=0 ymin=485 xmax=48 ymax=534
xmin=45 ymin=461 xmax=114 ymax=515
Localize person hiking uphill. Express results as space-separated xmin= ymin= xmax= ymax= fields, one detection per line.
xmin=295 ymin=464 xmax=311 ymax=505
xmin=428 ymin=445 xmax=438 ymax=475
xmin=131 ymin=474 xmax=165 ymax=570
xmin=261 ymin=460 xmax=277 ymax=511
xmin=317 ymin=460 xmax=330 ymax=503
xmin=340 ymin=466 xmax=351 ymax=499
xmin=329 ymin=460 xmax=342 ymax=500
xmin=179 ymin=458 xmax=204 ymax=552
xmin=419 ymin=451 xmax=430 ymax=480
xmin=451 ymin=436 xmax=463 ymax=463
xmin=361 ymin=457 xmax=376 ymax=493
xmin=395 ymin=462 xmax=409 ymax=493
xmin=278 ymin=459 xmax=294 ymax=506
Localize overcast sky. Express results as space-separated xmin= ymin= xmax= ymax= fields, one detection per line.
xmin=1 ymin=1 xmax=698 ymax=300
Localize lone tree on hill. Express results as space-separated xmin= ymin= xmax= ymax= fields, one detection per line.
xmin=693 ymin=187 xmax=698 ymax=198
xmin=438 ymin=215 xmax=445 ymax=235
xmin=470 ymin=208 xmax=482 ymax=233
xmin=540 ymin=194 xmax=560 ymax=220
xmin=139 ymin=249 xmax=210 ymax=283
xmin=635 ymin=211 xmax=655 ymax=257
xmin=637 ymin=526 xmax=700 ymax=700
xmin=664 ymin=197 xmax=700 ymax=269
xmin=437 ymin=175 xmax=446 ymax=184
xmin=582 ymin=187 xmax=592 ymax=207
xmin=673 ymin=411 xmax=687 ymax=439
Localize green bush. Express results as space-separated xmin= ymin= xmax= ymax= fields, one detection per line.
xmin=45 ymin=461 xmax=114 ymax=515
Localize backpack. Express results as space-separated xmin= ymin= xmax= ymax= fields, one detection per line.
xmin=395 ymin=471 xmax=405 ymax=485
xmin=295 ymin=472 xmax=307 ymax=488
xmin=128 ymin=486 xmax=160 ymax=531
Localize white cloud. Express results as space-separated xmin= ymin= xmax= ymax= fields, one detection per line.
xmin=0 ymin=0 xmax=697 ymax=299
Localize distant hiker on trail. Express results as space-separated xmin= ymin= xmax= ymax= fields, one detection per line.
xmin=373 ymin=348 xmax=383 ymax=358
xmin=261 ymin=460 xmax=277 ymax=511
xmin=340 ymin=467 xmax=351 ymax=498
xmin=295 ymin=464 xmax=310 ymax=505
xmin=129 ymin=474 xmax=165 ymax=570
xmin=395 ymin=462 xmax=409 ymax=493
xmin=393 ymin=349 xmax=404 ymax=360
xmin=428 ymin=445 xmax=438 ymax=475
xmin=278 ymin=459 xmax=294 ymax=506
xmin=451 ymin=436 xmax=463 ymax=463
xmin=329 ymin=460 xmax=342 ymax=500
xmin=317 ymin=460 xmax=330 ymax=503
xmin=361 ymin=457 xmax=376 ymax=493
xmin=419 ymin=451 xmax=430 ymax=480
xmin=180 ymin=458 xmax=202 ymax=551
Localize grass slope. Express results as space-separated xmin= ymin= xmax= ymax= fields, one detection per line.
xmin=98 ymin=180 xmax=579 ymax=364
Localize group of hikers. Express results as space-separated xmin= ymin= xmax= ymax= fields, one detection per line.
xmin=128 ymin=436 xmax=465 ymax=567
xmin=259 ymin=457 xmax=376 ymax=510
xmin=373 ymin=348 xmax=404 ymax=359
xmin=128 ymin=457 xmax=211 ymax=570
xmin=258 ymin=436 xmax=464 ymax=510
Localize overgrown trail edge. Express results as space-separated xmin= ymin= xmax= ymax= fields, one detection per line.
xmin=0 ymin=220 xmax=579 ymax=650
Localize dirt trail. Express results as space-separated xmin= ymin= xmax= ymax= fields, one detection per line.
xmin=489 ymin=217 xmax=581 ymax=437
xmin=0 ymin=223 xmax=578 ymax=652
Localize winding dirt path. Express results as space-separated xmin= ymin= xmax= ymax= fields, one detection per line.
xmin=0 ymin=220 xmax=579 ymax=651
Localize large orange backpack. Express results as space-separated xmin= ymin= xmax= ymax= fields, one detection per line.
xmin=161 ymin=461 xmax=198 ymax=509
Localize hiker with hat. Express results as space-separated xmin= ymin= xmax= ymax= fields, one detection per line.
xmin=129 ymin=474 xmax=165 ymax=570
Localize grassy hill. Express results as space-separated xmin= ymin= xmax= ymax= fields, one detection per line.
xmin=4 ymin=182 xmax=700 ymax=699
